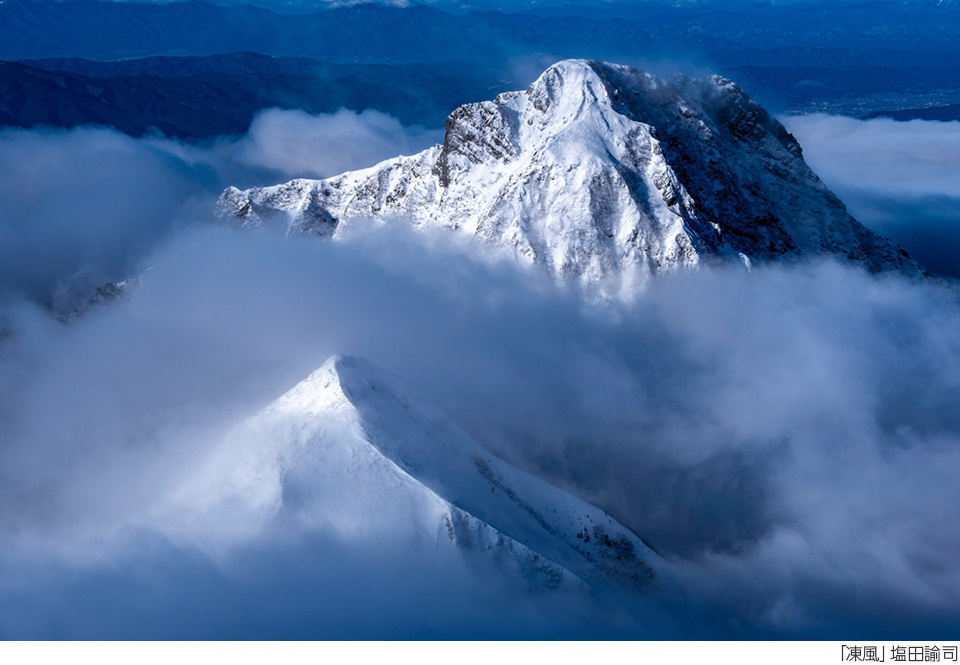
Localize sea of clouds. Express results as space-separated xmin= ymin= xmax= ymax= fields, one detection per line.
xmin=0 ymin=109 xmax=959 ymax=638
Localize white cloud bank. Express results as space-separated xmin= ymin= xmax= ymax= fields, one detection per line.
xmin=228 ymin=108 xmax=443 ymax=180
xmin=0 ymin=109 xmax=442 ymax=310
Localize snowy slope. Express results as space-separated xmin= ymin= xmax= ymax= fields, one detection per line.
xmin=216 ymin=59 xmax=923 ymax=294
xmin=169 ymin=355 xmax=674 ymax=594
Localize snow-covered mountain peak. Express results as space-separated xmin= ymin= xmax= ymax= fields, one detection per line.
xmin=216 ymin=59 xmax=923 ymax=295
xmin=507 ymin=58 xmax=623 ymax=132
xmin=437 ymin=60 xmax=653 ymax=186
xmin=266 ymin=355 xmax=350 ymax=415
xmin=169 ymin=354 xmax=676 ymax=595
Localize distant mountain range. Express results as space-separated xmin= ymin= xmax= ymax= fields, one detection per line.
xmin=3 ymin=0 xmax=960 ymax=62
xmin=3 ymin=1 xmax=960 ymax=139
xmin=5 ymin=54 xmax=960 ymax=140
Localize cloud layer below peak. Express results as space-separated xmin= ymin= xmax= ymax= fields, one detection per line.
xmin=1 ymin=111 xmax=959 ymax=638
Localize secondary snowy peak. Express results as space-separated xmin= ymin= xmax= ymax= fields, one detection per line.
xmin=171 ymin=355 xmax=672 ymax=594
xmin=216 ymin=59 xmax=922 ymax=291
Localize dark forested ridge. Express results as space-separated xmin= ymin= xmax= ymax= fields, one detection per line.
xmin=0 ymin=57 xmax=515 ymax=138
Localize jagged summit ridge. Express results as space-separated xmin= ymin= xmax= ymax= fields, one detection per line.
xmin=216 ymin=59 xmax=922 ymax=291
xmin=171 ymin=354 xmax=673 ymax=594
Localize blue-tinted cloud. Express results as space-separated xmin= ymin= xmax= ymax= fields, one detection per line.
xmin=1 ymin=115 xmax=960 ymax=638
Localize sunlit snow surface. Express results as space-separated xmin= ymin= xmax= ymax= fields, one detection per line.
xmin=169 ymin=355 xmax=676 ymax=597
